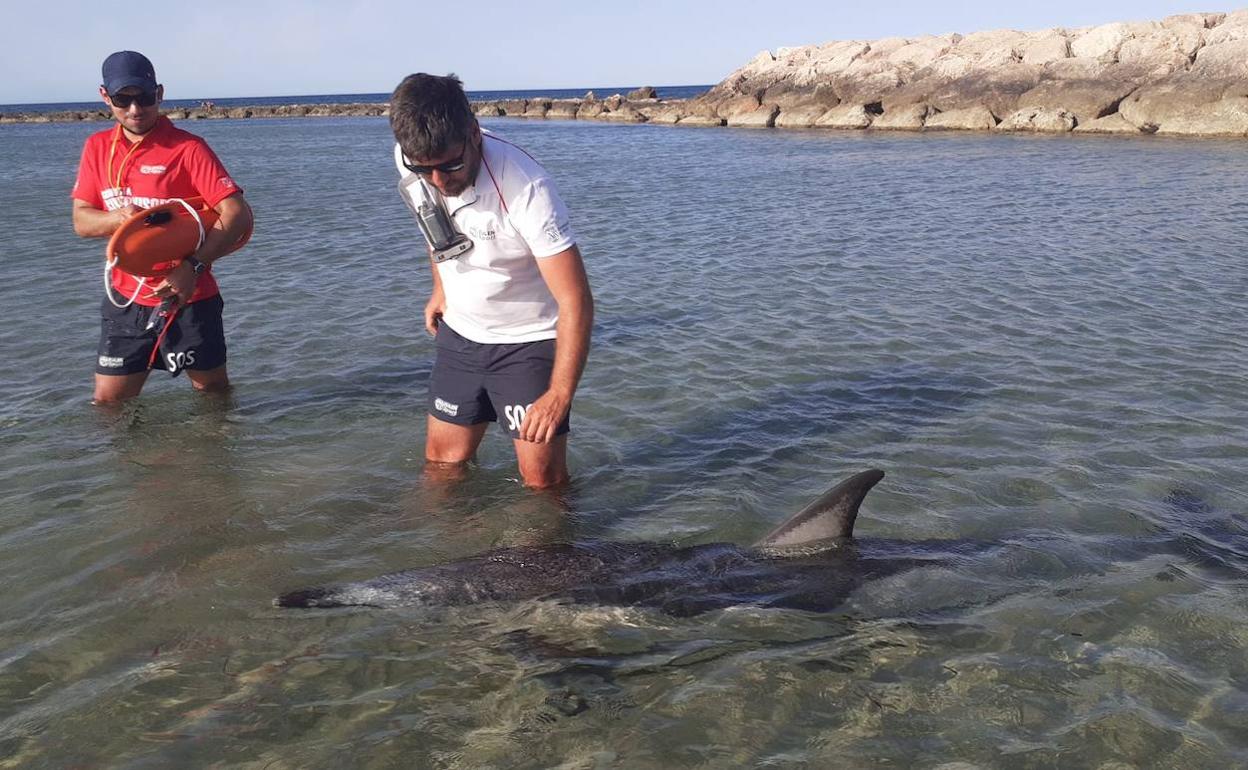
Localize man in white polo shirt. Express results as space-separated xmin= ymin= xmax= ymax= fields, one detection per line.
xmin=390 ymin=73 xmax=594 ymax=489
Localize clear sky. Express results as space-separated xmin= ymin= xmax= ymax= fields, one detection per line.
xmin=0 ymin=0 xmax=1233 ymax=104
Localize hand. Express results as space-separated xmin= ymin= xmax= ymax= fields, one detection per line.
xmin=148 ymin=259 xmax=197 ymax=304
xmin=517 ymin=389 xmax=571 ymax=444
xmin=424 ymin=293 xmax=445 ymax=336
xmin=112 ymin=204 xmax=140 ymax=231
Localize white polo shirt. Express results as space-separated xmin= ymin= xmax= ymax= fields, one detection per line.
xmin=396 ymin=131 xmax=576 ymax=344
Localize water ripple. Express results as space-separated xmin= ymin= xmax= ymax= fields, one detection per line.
xmin=1 ymin=118 xmax=1247 ymax=766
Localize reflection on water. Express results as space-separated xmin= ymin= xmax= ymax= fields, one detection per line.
xmin=0 ymin=117 xmax=1247 ymax=766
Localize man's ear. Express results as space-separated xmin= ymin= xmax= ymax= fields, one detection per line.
xmin=99 ymin=85 xmax=110 ymax=104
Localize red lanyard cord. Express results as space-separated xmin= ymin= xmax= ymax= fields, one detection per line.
xmin=145 ymin=299 xmax=181 ymax=370
xmin=106 ymin=123 xmax=145 ymax=194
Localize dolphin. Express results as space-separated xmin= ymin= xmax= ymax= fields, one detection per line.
xmin=276 ymin=469 xmax=940 ymax=616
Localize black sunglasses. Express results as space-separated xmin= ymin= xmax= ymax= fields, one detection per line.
xmin=402 ymin=145 xmax=467 ymax=176
xmin=109 ymin=91 xmax=159 ymax=109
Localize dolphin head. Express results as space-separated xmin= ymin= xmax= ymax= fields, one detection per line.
xmin=274 ymin=584 xmax=403 ymax=609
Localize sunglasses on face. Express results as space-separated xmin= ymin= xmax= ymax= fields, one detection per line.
xmin=109 ymin=91 xmax=158 ymax=109
xmin=402 ymin=145 xmax=467 ymax=176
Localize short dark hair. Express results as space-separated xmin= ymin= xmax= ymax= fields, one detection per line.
xmin=389 ymin=73 xmax=476 ymax=160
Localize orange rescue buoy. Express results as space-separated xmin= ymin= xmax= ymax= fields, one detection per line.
xmin=106 ymin=197 xmax=251 ymax=277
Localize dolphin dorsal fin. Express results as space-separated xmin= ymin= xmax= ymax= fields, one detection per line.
xmin=754 ymin=469 xmax=885 ymax=548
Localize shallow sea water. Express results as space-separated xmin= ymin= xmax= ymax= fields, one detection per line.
xmin=1 ymin=116 xmax=1247 ymax=768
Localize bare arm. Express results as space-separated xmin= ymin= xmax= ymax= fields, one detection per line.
xmin=518 ymin=244 xmax=594 ymax=444
xmin=192 ymin=193 xmax=253 ymax=266
xmin=424 ymin=256 xmax=447 ymax=336
xmin=72 ymin=198 xmax=136 ymax=238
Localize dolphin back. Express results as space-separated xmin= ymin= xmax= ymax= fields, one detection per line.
xmin=754 ymin=469 xmax=885 ymax=548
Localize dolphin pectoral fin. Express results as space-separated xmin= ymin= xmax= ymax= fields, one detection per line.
xmin=754 ymin=469 xmax=885 ymax=549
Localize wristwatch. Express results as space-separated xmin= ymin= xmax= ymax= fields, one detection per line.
xmin=185 ymin=256 xmax=207 ymax=276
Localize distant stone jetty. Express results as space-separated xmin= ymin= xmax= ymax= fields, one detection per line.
xmin=8 ymin=10 xmax=1248 ymax=137
xmin=0 ymin=102 xmax=391 ymax=124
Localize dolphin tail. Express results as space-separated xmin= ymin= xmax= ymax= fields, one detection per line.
xmin=754 ymin=469 xmax=885 ymax=549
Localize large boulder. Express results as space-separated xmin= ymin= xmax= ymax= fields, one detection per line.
xmin=1200 ymin=9 xmax=1248 ymax=45
xmin=805 ymin=41 xmax=872 ymax=81
xmin=1191 ymin=38 xmax=1248 ymax=79
xmin=727 ymin=104 xmax=780 ymax=127
xmin=714 ymin=93 xmax=763 ymax=119
xmin=814 ymin=103 xmax=876 ymax=129
xmin=600 ymin=104 xmax=647 ymax=123
xmin=1016 ymin=77 xmax=1139 ymax=124
xmin=885 ymin=34 xmax=962 ymax=71
xmin=927 ymin=65 xmax=1043 ymax=117
xmin=775 ymin=103 xmax=839 ymax=127
xmin=1020 ymin=30 xmax=1071 ymax=65
xmin=766 ymin=82 xmax=840 ymax=126
xmin=1069 ymin=22 xmax=1145 ymax=61
xmin=546 ymin=100 xmax=580 ymax=119
xmin=1073 ymin=112 xmax=1145 ymax=134
xmin=1118 ymin=21 xmax=1203 ymax=75
xmin=647 ymin=104 xmax=686 ymax=124
xmin=677 ymin=114 xmax=726 ymax=127
xmin=761 ymin=81 xmax=839 ymax=109
xmin=997 ymin=107 xmax=1077 ymax=132
xmin=872 ymin=102 xmax=932 ymax=130
xmin=925 ymin=105 xmax=998 ymax=131
xmin=1118 ymin=77 xmax=1248 ymax=135
xmin=498 ymin=99 xmax=528 ymax=116
xmin=576 ymin=101 xmax=608 ymax=119
xmin=832 ymin=57 xmax=907 ymax=103
xmin=523 ymin=99 xmax=552 ymax=118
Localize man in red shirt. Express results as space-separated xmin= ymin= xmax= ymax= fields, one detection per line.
xmin=72 ymin=51 xmax=253 ymax=404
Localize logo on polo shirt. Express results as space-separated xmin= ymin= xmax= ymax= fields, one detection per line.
xmin=467 ymin=223 xmax=496 ymax=241
xmin=139 ymin=164 xmax=167 ymax=175
xmin=543 ymin=218 xmax=571 ymax=244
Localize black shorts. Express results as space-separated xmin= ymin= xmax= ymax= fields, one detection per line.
xmin=96 ymin=295 xmax=227 ymax=377
xmin=429 ymin=322 xmax=570 ymax=439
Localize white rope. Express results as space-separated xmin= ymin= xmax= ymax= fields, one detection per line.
xmin=104 ymin=257 xmax=146 ymax=309
xmin=171 ymin=197 xmax=208 ymax=251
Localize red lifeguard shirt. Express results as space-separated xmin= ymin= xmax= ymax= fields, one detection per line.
xmin=72 ymin=116 xmax=243 ymax=306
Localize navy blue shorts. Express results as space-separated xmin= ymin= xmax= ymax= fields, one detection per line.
xmin=96 ymin=295 xmax=227 ymax=377
xmin=429 ymin=322 xmax=570 ymax=439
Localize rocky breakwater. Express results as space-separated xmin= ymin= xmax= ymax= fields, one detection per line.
xmin=678 ymin=10 xmax=1248 ymax=137
xmin=0 ymin=102 xmax=389 ymax=124
xmin=469 ymin=86 xmax=673 ymax=124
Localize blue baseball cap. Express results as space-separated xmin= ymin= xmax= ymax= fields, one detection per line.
xmin=102 ymin=51 xmax=158 ymax=95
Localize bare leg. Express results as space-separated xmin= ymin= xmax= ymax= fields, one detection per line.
xmin=93 ymin=371 xmax=150 ymax=405
xmin=425 ymin=415 xmax=489 ymax=480
xmin=187 ymin=365 xmax=230 ymax=393
xmin=512 ymin=434 xmax=569 ymax=489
